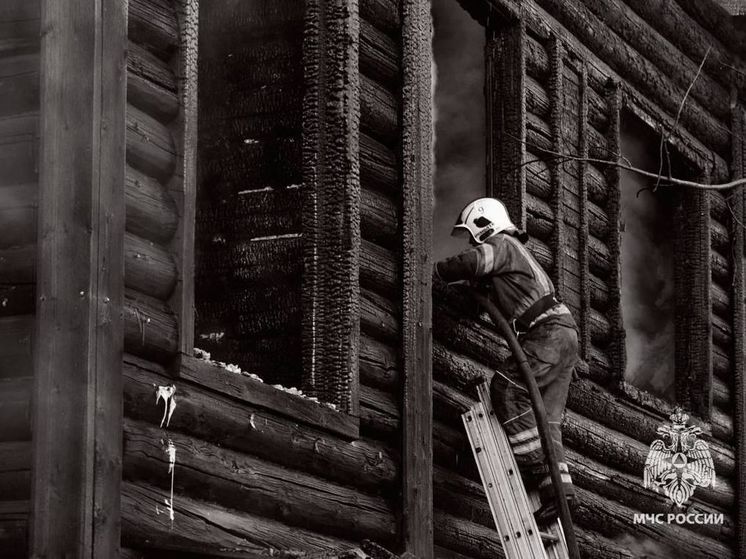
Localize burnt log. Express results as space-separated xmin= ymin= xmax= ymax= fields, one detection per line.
xmin=361 ymin=133 xmax=398 ymax=195
xmin=361 ymin=188 xmax=398 ymax=248
xmin=361 ymin=75 xmax=398 ymax=143
xmin=711 ymin=407 xmax=734 ymax=443
xmin=0 ymin=377 xmax=31 ymax=441
xmin=712 ymin=314 xmax=732 ymax=350
xmin=360 ymin=334 xmax=399 ymax=391
xmin=525 ymin=155 xmax=552 ymax=200
xmin=525 ymin=34 xmax=549 ymax=81
xmin=125 ymin=166 xmax=178 ymax=245
xmin=526 ymin=193 xmax=553 ymax=240
xmin=123 ymin=419 xmax=396 ymax=544
xmin=588 ymin=235 xmax=611 ymax=277
xmin=709 ymin=191 xmax=728 ymax=222
xmin=710 ymin=219 xmax=729 ymax=255
xmin=128 ymin=0 xmax=179 ymax=60
xmin=126 ymin=42 xmax=178 ymax=123
xmin=589 ymin=273 xmax=610 ymax=311
xmin=711 ymin=250 xmax=730 ymax=287
xmin=361 ymin=288 xmax=400 ymax=342
xmin=713 ymin=345 xmax=730 ymax=381
xmin=123 ymin=356 xmax=398 ymax=490
xmin=0 ymin=315 xmax=33 ymax=378
xmin=0 ymin=245 xmax=34 ymax=284
xmin=360 ymin=20 xmax=399 ymax=89
xmin=124 ymin=233 xmax=177 ymax=300
xmin=0 ymin=54 xmax=39 ymax=119
xmin=713 ymin=377 xmax=731 ymax=410
xmin=0 ymin=441 xmax=31 ymax=502
xmin=360 ymin=0 xmax=400 ymax=37
xmin=0 ymin=184 xmax=36 ymax=249
xmin=360 ymin=384 xmax=400 ymax=440
xmin=121 ymin=480 xmax=353 ymax=554
xmin=360 ymin=239 xmax=399 ymax=298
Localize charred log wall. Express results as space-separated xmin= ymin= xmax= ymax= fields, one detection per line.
xmin=0 ymin=1 xmax=39 ymax=555
xmin=194 ymin=1 xmax=304 ymax=386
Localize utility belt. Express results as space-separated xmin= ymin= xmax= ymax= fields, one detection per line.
xmin=511 ymin=294 xmax=562 ymax=337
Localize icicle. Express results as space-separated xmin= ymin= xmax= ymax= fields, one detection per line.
xmin=156 ymin=385 xmax=177 ymax=428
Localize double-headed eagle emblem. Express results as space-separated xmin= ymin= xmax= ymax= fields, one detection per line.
xmin=643 ymin=407 xmax=716 ymax=507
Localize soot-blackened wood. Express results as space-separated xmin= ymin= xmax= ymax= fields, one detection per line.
xmin=361 ymin=239 xmax=399 ymax=298
xmin=360 ymin=0 xmax=400 ymax=37
xmin=486 ymin=20 xmax=526 ymax=223
xmin=532 ymin=0 xmax=730 ymax=157
xmin=32 ymin=0 xmax=126 ymax=555
xmin=177 ymin=354 xmax=358 ymax=439
xmin=361 ymin=132 xmax=399 ymax=194
xmin=123 ymin=356 xmax=398 ymax=490
xmin=360 ymin=20 xmax=400 ymax=89
xmin=401 ymin=2 xmax=433 ymax=553
xmin=123 ymin=419 xmax=394 ymax=543
xmin=169 ymin=0 xmax=199 ymax=357
xmin=126 ymin=41 xmax=178 ymax=123
xmin=302 ymin=0 xmax=361 ymax=413
xmin=360 ymin=334 xmax=400 ymax=391
xmin=128 ymin=0 xmax=179 ymax=60
xmin=121 ymin=480 xmax=353 ymax=555
xmin=0 ymin=441 xmax=30 ymax=503
xmin=675 ymin=180 xmax=712 ymax=420
xmin=730 ymin=104 xmax=746 ymax=559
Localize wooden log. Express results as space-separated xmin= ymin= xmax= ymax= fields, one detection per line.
xmin=713 ymin=345 xmax=731 ymax=380
xmin=589 ymin=308 xmax=611 ymax=346
xmin=589 ymin=273 xmax=610 ymax=311
xmin=527 ymin=236 xmax=554 ymax=272
xmin=0 ymin=54 xmax=39 ymax=119
xmin=121 ymin=480 xmax=353 ymax=554
xmin=567 ymin=378 xmax=736 ymax=481
xmin=433 ymin=380 xmax=476 ymax=425
xmin=526 ymin=192 xmax=554 ymax=240
xmin=126 ymin=41 xmax=178 ymax=123
xmin=711 ymin=407 xmax=734 ymax=443
xmin=123 ymin=419 xmax=396 ymax=543
xmin=178 ymin=355 xmax=358 ymax=440
xmin=712 ymin=314 xmax=732 ymax=350
xmin=360 ymin=239 xmax=398 ymax=298
xmin=0 ymin=441 xmax=31 ymax=502
xmin=361 ymin=188 xmax=398 ymax=248
xmin=198 ymin=236 xmax=302 ymax=285
xmin=124 ymin=233 xmax=177 ymax=300
xmin=588 ymin=200 xmax=610 ymax=240
xmin=623 ymin=0 xmax=746 ymax=99
xmin=525 ymin=154 xmax=552 ymax=200
xmin=588 ymin=235 xmax=611 ymax=277
xmin=0 ymin=183 xmax=36 ymax=249
xmin=127 ymin=0 xmax=178 ymax=60
xmin=361 ymin=74 xmax=398 ymax=144
xmin=432 ymin=342 xmax=496 ymax=394
xmin=360 ymin=334 xmax=399 ymax=391
xmin=0 ymin=245 xmax=34 ymax=284
xmin=711 ymin=250 xmax=730 ymax=286
xmin=563 ymin=409 xmax=734 ymax=511
xmin=360 ymin=20 xmax=399 ymax=89
xmin=360 ymin=384 xmax=400 ymax=439
xmin=360 ymin=133 xmax=398 ymax=195
xmin=126 ymin=104 xmax=176 ymax=181
xmin=525 ymin=34 xmax=549 ymax=80
xmin=526 ymin=111 xmax=552 ymax=154
xmin=525 ymin=74 xmax=550 ymax=119
xmin=0 ymin=502 xmax=28 ymax=559
xmin=709 ymin=191 xmax=728 ymax=222
xmin=713 ymin=377 xmax=731 ymax=410
xmin=586 ymin=164 xmax=608 ymax=207
xmin=360 ymin=0 xmax=400 ymax=37
xmin=711 ymin=282 xmax=730 ymax=319
xmin=0 ymin=113 xmax=38 ymax=189
xmin=361 ymin=288 xmax=400 ymax=342
xmin=582 ymin=0 xmax=731 ymax=122
xmin=533 ymin=0 xmax=730 ymax=156
xmin=123 ymin=289 xmax=178 ymax=359
xmin=573 ymin=486 xmax=733 ymax=559
xmin=566 ymin=447 xmax=734 ymax=542
xmin=123 ymin=357 xmax=399 ymax=490
xmin=0 ymin=377 xmax=31 ymax=442
xmin=125 ymin=165 xmax=178 ymax=244
xmin=710 ymin=219 xmax=730 ymax=255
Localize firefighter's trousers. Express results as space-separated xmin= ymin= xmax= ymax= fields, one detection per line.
xmin=489 ymin=314 xmax=579 ymax=510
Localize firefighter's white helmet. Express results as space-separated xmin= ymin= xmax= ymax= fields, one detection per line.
xmin=451 ymin=197 xmax=519 ymax=245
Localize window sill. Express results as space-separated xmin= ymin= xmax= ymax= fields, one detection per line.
xmin=178 ymin=354 xmax=360 ymax=441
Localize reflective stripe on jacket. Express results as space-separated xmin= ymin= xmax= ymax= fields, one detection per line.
xmin=435 ymin=233 xmax=556 ymax=322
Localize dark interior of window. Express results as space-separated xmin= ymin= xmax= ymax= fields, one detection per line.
xmin=432 ymin=0 xmax=485 ymax=261
xmin=619 ymin=112 xmax=693 ymax=402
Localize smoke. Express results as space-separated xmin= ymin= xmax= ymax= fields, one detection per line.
xmin=432 ymin=0 xmax=485 ymax=261
xmin=619 ymin=117 xmax=677 ymax=401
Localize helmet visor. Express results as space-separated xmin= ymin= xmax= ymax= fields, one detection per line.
xmin=451 ymin=224 xmax=472 ymax=239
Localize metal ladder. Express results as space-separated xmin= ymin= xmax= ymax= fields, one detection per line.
xmin=462 ymin=382 xmax=570 ymax=559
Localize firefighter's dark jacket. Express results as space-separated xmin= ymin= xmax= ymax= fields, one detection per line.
xmin=434 ymin=232 xmax=557 ymax=323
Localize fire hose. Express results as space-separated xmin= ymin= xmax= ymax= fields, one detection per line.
xmin=471 ymin=286 xmax=581 ymax=559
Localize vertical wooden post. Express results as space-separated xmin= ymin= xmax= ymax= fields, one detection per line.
xmin=302 ymin=0 xmax=361 ymax=413
xmin=401 ymin=0 xmax=433 ymax=555
xmin=31 ymin=0 xmax=126 ymax=556
xmin=674 ymin=175 xmax=711 ymax=419
xmin=730 ymin=103 xmax=746 ymax=559
xmin=577 ymin=66 xmax=591 ymax=362
xmin=171 ymin=0 xmax=199 ymax=357
xmin=605 ymin=85 xmax=626 ymax=381
xmin=486 ymin=17 xmax=526 ymax=226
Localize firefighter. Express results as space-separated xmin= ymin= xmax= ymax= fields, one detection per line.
xmin=434 ymin=197 xmax=579 ymax=527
